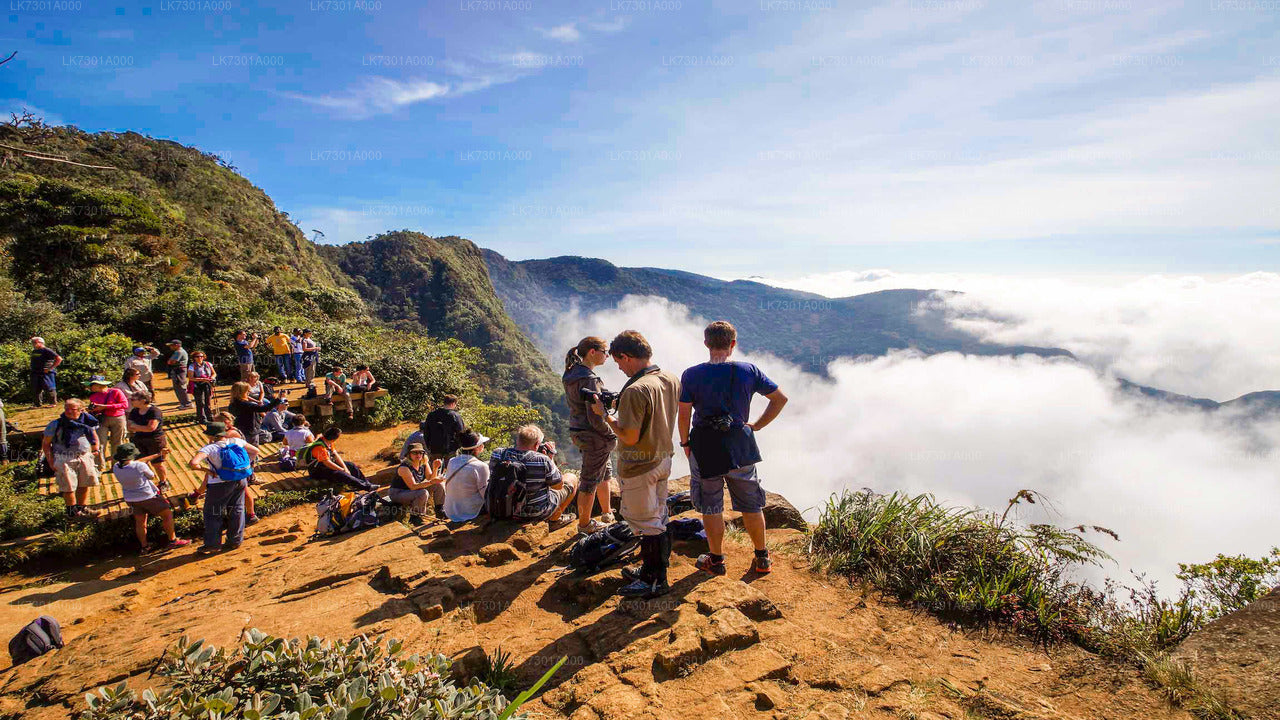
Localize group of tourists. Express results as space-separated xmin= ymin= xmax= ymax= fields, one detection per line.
xmin=31 ymin=319 xmax=788 ymax=600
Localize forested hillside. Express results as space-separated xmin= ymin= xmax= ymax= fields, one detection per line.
xmin=0 ymin=123 xmax=546 ymax=437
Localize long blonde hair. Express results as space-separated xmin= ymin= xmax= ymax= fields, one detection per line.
xmin=230 ymin=381 xmax=250 ymax=401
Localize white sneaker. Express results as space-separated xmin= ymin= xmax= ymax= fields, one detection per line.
xmin=577 ymin=519 xmax=608 ymax=536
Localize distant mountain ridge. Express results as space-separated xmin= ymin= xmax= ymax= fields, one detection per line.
xmin=482 ymin=251 xmax=1074 ymax=374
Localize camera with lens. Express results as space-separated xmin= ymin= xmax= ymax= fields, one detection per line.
xmin=705 ymin=414 xmax=735 ymax=433
xmin=581 ymin=387 xmax=619 ymax=411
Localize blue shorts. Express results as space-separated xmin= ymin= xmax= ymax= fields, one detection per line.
xmin=688 ymin=453 xmax=766 ymax=514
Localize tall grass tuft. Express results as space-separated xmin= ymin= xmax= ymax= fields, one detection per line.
xmin=806 ymin=489 xmax=1111 ymax=643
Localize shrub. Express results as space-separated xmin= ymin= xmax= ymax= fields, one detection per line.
xmin=1177 ymin=548 xmax=1280 ymax=621
xmin=82 ymin=631 xmax=549 ymax=720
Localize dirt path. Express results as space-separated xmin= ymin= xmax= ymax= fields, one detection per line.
xmin=0 ymin=495 xmax=1187 ymax=720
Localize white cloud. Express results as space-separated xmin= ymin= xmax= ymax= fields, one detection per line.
xmin=550 ymin=295 xmax=1280 ymax=591
xmin=756 ymin=270 xmax=1280 ymax=401
xmin=285 ymin=77 xmax=452 ymax=119
xmin=539 ymin=23 xmax=581 ymax=42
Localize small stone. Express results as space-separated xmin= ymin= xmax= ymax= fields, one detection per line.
xmin=288 ymin=522 xmax=303 ymax=533
xmin=817 ymin=702 xmax=848 ymax=720
xmin=858 ymin=664 xmax=910 ymax=695
xmin=478 ymin=543 xmax=520 ymax=566
xmin=752 ymin=681 xmax=786 ymax=710
xmin=700 ymin=607 xmax=759 ymax=655
xmin=733 ymin=645 xmax=792 ymax=683
xmin=121 ymin=588 xmax=139 ymax=597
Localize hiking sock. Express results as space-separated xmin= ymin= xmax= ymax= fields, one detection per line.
xmin=754 ymin=549 xmax=769 ymax=559
xmin=653 ymin=532 xmax=671 ymax=586
xmin=709 ymin=553 xmax=725 ymax=565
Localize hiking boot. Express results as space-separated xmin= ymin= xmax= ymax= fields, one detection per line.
xmin=197 ymin=545 xmax=221 ymax=554
xmin=751 ymin=554 xmax=773 ymax=574
xmin=695 ymin=553 xmax=728 ymax=576
xmin=620 ymin=565 xmax=648 ymax=582
xmin=600 ymin=512 xmax=616 ymax=524
xmin=245 ymin=515 xmax=260 ymax=526
xmin=617 ymin=576 xmax=669 ymax=599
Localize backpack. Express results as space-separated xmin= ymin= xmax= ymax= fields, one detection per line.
xmin=8 ymin=616 xmax=63 ymax=665
xmin=301 ymin=438 xmax=331 ymax=471
xmin=215 ymin=442 xmax=253 ymax=482
xmin=485 ymin=458 xmax=527 ymax=521
xmin=315 ymin=491 xmax=392 ymax=537
xmin=668 ymin=517 xmax=706 ymax=541
xmin=568 ymin=522 xmax=639 ymax=575
xmin=278 ymin=447 xmax=297 ymax=472
xmin=422 ymin=410 xmax=458 ymax=455
xmin=666 ymin=491 xmax=695 ymax=516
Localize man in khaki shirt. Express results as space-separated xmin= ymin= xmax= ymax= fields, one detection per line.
xmin=592 ymin=330 xmax=680 ymax=598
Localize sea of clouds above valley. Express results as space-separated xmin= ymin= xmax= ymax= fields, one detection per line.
xmin=551 ymin=288 xmax=1280 ymax=592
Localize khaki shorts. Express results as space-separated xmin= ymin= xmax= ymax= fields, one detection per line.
xmin=618 ymin=457 xmax=671 ymax=537
xmin=54 ymin=453 xmax=100 ymax=494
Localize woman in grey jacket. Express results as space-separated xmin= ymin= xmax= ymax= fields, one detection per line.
xmin=562 ymin=336 xmax=618 ymax=535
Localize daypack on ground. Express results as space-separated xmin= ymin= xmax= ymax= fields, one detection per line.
xmin=315 ymin=491 xmax=394 ymax=537
xmin=215 ymin=443 xmax=253 ymax=482
xmin=666 ymin=491 xmax=694 ymax=515
xmin=667 ymin=517 xmax=706 ymax=541
xmin=485 ymin=459 xmax=527 ymax=521
xmin=8 ymin=615 xmax=63 ymax=665
xmin=568 ymin=521 xmax=639 ymax=575
xmin=277 ymin=447 xmax=297 ymax=472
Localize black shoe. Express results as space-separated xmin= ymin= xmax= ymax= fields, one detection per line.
xmin=617 ymin=577 xmax=669 ymax=598
xmin=620 ymin=565 xmax=650 ymax=582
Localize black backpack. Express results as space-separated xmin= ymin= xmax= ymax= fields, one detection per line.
xmin=568 ymin=522 xmax=639 ymax=575
xmin=8 ymin=616 xmax=63 ymax=665
xmin=422 ymin=410 xmax=459 ymax=455
xmin=485 ymin=458 xmax=527 ymax=521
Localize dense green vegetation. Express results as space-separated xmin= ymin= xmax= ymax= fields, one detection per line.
xmin=0 ymin=124 xmax=555 ymax=431
xmin=321 ymin=232 xmax=567 ymax=439
xmin=83 ymin=630 xmax=560 ymax=720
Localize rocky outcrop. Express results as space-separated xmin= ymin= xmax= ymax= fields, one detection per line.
xmin=1171 ymin=587 xmax=1280 ymax=719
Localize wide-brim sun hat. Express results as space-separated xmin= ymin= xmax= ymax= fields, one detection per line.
xmin=114 ymin=442 xmax=139 ymax=462
xmin=458 ymin=431 xmax=489 ymax=451
xmin=203 ymin=422 xmax=230 ymax=438
xmin=85 ymin=375 xmax=111 ymax=387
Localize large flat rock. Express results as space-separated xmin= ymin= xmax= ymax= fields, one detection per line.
xmin=1171 ymin=587 xmax=1280 ymax=718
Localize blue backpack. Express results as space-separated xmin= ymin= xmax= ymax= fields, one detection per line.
xmin=215 ymin=442 xmax=254 ymax=482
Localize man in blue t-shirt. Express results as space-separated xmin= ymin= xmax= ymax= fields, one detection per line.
xmin=234 ymin=330 xmax=259 ymax=382
xmin=678 ymin=321 xmax=788 ymax=577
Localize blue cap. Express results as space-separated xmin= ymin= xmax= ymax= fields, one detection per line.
xmin=133 ymin=346 xmax=146 ymax=354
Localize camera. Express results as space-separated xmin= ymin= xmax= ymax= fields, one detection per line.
xmin=580 ymin=387 xmax=619 ymax=411
xmin=706 ymin=414 xmax=735 ymax=433
xmin=537 ymin=441 xmax=557 ymax=458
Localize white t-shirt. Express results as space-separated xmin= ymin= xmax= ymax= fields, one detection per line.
xmin=443 ymin=455 xmax=490 ymax=522
xmin=284 ymin=426 xmax=314 ymax=451
xmin=198 ymin=438 xmax=249 ymax=483
xmin=114 ymin=460 xmax=158 ymax=503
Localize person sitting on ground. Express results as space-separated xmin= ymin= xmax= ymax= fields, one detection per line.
xmin=281 ymin=416 xmax=313 ymax=469
xmin=265 ymin=326 xmax=294 ymax=384
xmin=29 ymin=336 xmax=62 ymax=407
xmin=189 ymin=422 xmax=260 ymax=553
xmin=442 ymin=429 xmax=490 ymax=523
xmin=228 ymin=381 xmax=284 ymax=446
xmin=489 ymin=424 xmax=579 ymax=528
xmin=303 ymin=427 xmax=376 ymax=491
xmin=126 ymin=391 xmax=170 ymax=491
xmin=387 ymin=442 xmax=445 ymax=523
xmin=112 ymin=443 xmax=189 ymax=553
xmin=123 ymin=345 xmax=161 ymax=394
xmin=165 ymin=340 xmax=192 ymax=410
xmin=117 ymin=367 xmax=151 ymax=403
xmin=187 ymin=350 xmax=217 ymax=424
xmin=214 ymin=411 xmax=258 ymax=524
xmin=422 ymin=394 xmax=466 ymax=473
xmin=41 ymin=398 xmax=100 ymax=518
xmin=679 ymin=320 xmax=788 ymax=577
xmin=261 ymin=397 xmax=298 ymax=442
xmin=350 ymin=365 xmax=379 ymax=393
xmin=234 ymin=330 xmax=259 ymax=382
xmin=323 ymin=365 xmax=354 ymax=419
xmin=86 ymin=376 xmax=129 ymax=473
xmin=563 ymin=335 xmax=618 ymax=536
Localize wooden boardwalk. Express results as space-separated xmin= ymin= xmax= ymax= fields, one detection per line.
xmin=16 ymin=377 xmax=390 ymax=522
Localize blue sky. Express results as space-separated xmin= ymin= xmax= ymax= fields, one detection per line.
xmin=3 ymin=0 xmax=1278 ymax=276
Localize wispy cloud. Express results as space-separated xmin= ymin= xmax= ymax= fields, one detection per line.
xmin=286 ymin=77 xmax=452 ymax=118
xmin=538 ymin=22 xmax=581 ymax=42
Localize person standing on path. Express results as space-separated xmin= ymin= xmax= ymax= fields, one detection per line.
xmin=678 ymin=321 xmax=788 ymax=577
xmin=165 ymin=340 xmax=192 ymax=410
xmin=123 ymin=345 xmax=161 ymax=394
xmin=592 ymin=330 xmax=680 ymax=599
xmin=300 ymin=329 xmax=320 ymax=386
xmin=187 ymin=350 xmax=217 ymax=424
xmin=189 ymin=422 xmax=260 ymax=553
xmin=127 ymin=391 xmax=170 ymax=492
xmin=265 ymin=326 xmax=294 ymax=385
xmin=42 ymin=398 xmax=100 ymax=517
xmin=289 ymin=328 xmax=306 ymax=383
xmin=233 ymin=330 xmax=259 ymax=382
xmin=86 ymin=376 xmax=129 ymax=473
xmin=29 ymin=336 xmax=61 ymax=407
